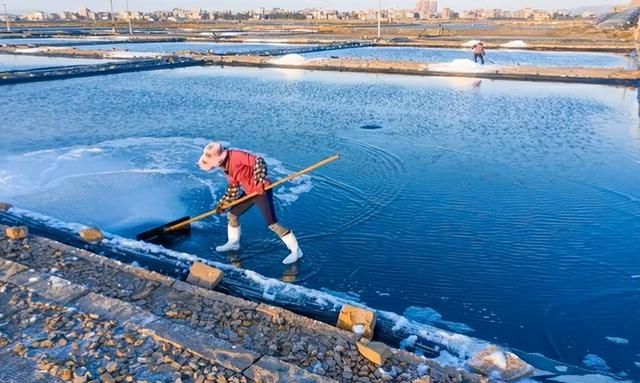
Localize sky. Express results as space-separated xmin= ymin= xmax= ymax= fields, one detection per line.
xmin=10 ymin=0 xmax=617 ymax=13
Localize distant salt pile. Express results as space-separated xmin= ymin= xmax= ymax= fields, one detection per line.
xmin=429 ymin=59 xmax=492 ymax=73
xmin=269 ymin=54 xmax=306 ymax=66
xmin=462 ymin=40 xmax=481 ymax=47
xmin=501 ymin=40 xmax=528 ymax=48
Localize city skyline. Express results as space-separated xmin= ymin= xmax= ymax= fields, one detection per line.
xmin=5 ymin=0 xmax=618 ymax=13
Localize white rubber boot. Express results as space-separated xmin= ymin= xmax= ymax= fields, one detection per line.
xmin=216 ymin=225 xmax=240 ymax=252
xmin=281 ymin=232 xmax=303 ymax=265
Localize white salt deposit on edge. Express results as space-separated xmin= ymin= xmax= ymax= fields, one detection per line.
xmin=605 ymin=336 xmax=629 ymax=344
xmin=399 ymin=335 xmax=418 ymax=349
xmin=501 ymin=40 xmax=528 ymax=48
xmin=269 ymin=54 xmax=306 ymax=66
xmin=433 ymin=350 xmax=464 ymax=368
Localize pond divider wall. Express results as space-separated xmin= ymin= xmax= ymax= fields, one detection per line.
xmin=0 ymin=57 xmax=201 ymax=85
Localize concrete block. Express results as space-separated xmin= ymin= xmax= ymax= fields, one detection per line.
xmin=0 ymin=203 xmax=11 ymax=212
xmin=140 ymin=318 xmax=259 ymax=373
xmin=5 ymin=226 xmax=28 ymax=240
xmin=186 ymin=262 xmax=223 ymax=290
xmin=73 ymin=292 xmax=159 ymax=327
xmin=467 ymin=345 xmax=534 ymax=381
xmin=0 ymin=259 xmax=28 ymax=281
xmin=336 ymin=304 xmax=376 ymax=340
xmin=243 ymin=355 xmax=337 ymax=383
xmin=356 ymin=339 xmax=391 ymax=366
xmin=78 ymin=228 xmax=104 ymax=244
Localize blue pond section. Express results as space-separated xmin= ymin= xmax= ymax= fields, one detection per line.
xmin=0 ymin=54 xmax=118 ymax=71
xmin=304 ymin=46 xmax=634 ymax=69
xmin=70 ymin=42 xmax=314 ymax=54
xmin=0 ymin=67 xmax=639 ymax=379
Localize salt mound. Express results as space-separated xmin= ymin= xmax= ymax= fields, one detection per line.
xmin=462 ymin=40 xmax=481 ymax=47
xmin=429 ymin=59 xmax=490 ymax=73
xmin=501 ymin=40 xmax=528 ymax=48
xmin=269 ymin=54 xmax=306 ymax=66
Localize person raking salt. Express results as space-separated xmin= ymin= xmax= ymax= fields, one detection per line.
xmin=198 ymin=142 xmax=303 ymax=265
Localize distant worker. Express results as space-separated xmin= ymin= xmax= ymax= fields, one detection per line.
xmin=472 ymin=41 xmax=486 ymax=65
xmin=198 ymin=142 xmax=303 ymax=265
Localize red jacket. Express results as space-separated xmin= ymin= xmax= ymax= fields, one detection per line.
xmin=223 ymin=150 xmax=271 ymax=195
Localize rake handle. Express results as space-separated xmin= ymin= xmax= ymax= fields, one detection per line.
xmin=165 ymin=154 xmax=340 ymax=232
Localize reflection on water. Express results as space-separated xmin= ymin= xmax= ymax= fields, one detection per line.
xmin=0 ymin=66 xmax=638 ymax=378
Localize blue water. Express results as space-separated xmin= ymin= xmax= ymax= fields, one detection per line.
xmin=0 ymin=54 xmax=117 ymax=71
xmin=304 ymin=46 xmax=634 ymax=69
xmin=70 ymin=42 xmax=313 ymax=54
xmin=0 ymin=67 xmax=638 ymax=379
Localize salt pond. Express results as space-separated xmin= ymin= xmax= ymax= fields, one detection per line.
xmin=0 ymin=66 xmax=638 ymax=379
xmin=304 ymin=46 xmax=634 ymax=69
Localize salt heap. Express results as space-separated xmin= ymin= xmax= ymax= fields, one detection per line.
xmin=501 ymin=40 xmax=528 ymax=48
xmin=462 ymin=40 xmax=481 ymax=47
xmin=269 ymin=54 xmax=306 ymax=66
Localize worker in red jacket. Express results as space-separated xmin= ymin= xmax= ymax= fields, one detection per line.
xmin=198 ymin=142 xmax=302 ymax=265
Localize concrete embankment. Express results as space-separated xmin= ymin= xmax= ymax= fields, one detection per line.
xmin=0 ymin=57 xmax=201 ymax=85
xmin=1 ymin=48 xmax=638 ymax=86
xmin=203 ymin=54 xmax=640 ymax=87
xmin=0 ymin=225 xmax=490 ymax=383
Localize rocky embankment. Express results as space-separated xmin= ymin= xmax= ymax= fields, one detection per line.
xmin=0 ymin=226 xmax=492 ymax=383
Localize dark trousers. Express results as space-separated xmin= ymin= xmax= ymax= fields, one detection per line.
xmin=229 ymin=190 xmax=277 ymax=226
xmin=474 ymin=54 xmax=485 ymax=65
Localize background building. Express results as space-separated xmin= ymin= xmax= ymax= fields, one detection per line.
xmin=416 ymin=0 xmax=438 ymax=18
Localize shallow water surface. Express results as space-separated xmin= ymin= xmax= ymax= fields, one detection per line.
xmin=304 ymin=46 xmax=634 ymax=69
xmin=0 ymin=67 xmax=638 ymax=378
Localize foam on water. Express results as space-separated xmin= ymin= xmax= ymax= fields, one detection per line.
xmin=605 ymin=337 xmax=629 ymax=345
xmin=583 ymin=354 xmax=611 ymax=371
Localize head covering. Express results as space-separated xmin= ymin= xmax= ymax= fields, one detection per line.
xmin=198 ymin=142 xmax=228 ymax=171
